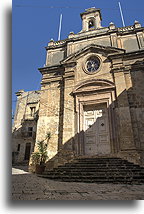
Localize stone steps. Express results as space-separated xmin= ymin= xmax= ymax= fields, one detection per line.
xmin=41 ymin=174 xmax=144 ymax=180
xmin=40 ymin=157 xmax=144 ymax=184
xmin=49 ymin=165 xmax=143 ymax=169
xmin=47 ymin=166 xmax=143 ymax=172
xmin=41 ymin=175 xmax=144 ymax=184
xmin=43 ymin=170 xmax=144 ymax=175
xmin=76 ymin=163 xmax=139 ymax=166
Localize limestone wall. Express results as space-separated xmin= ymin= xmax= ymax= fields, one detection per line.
xmin=62 ymin=78 xmax=75 ymax=149
xmin=12 ymin=90 xmax=40 ymax=164
xmin=75 ymin=52 xmax=113 ymax=85
xmin=128 ymin=70 xmax=144 ymax=164
xmin=111 ymin=55 xmax=144 ymax=164
xmin=35 ymin=82 xmax=61 ymax=159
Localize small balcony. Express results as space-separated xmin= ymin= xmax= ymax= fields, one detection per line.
xmin=21 ymin=113 xmax=38 ymax=122
xmin=21 ymin=131 xmax=36 ymax=139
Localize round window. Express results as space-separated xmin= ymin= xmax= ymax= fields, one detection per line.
xmin=86 ymin=56 xmax=100 ymax=73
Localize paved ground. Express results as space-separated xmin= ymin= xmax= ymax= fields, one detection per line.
xmin=12 ymin=165 xmax=144 ymax=200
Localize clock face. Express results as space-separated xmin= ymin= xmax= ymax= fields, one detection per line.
xmin=86 ymin=57 xmax=100 ymax=73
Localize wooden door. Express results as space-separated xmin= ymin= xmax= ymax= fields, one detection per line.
xmin=24 ymin=143 xmax=31 ymax=160
xmin=84 ymin=104 xmax=110 ymax=155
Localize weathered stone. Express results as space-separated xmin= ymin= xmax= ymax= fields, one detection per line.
xmin=12 ymin=166 xmax=144 ymax=200
xmin=12 ymin=7 xmax=144 ymax=170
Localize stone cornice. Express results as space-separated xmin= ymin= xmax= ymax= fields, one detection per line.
xmin=46 ymin=40 xmax=67 ymax=50
xmin=131 ymin=60 xmax=144 ymax=71
xmin=41 ymin=76 xmax=62 ymax=85
xmin=61 ymin=44 xmax=125 ymax=64
xmin=80 ymin=8 xmax=102 ymax=19
xmin=73 ymin=79 xmax=115 ymax=95
xmin=73 ymin=86 xmax=115 ymax=96
xmin=108 ymin=49 xmax=144 ymax=60
xmin=111 ymin=59 xmax=144 ymax=72
xmin=41 ymin=72 xmax=75 ymax=85
xmin=110 ymin=66 xmax=126 ymax=73
xmin=45 ymin=26 xmax=144 ymax=50
xmin=38 ymin=64 xmax=64 ymax=74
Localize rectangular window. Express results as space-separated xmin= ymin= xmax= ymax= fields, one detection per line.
xmin=28 ymin=127 xmax=33 ymax=137
xmin=17 ymin=144 xmax=20 ymax=152
xmin=30 ymin=107 xmax=36 ymax=116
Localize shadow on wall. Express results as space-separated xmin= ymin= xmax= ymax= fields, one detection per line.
xmin=44 ymin=119 xmax=112 ymax=171
xmin=12 ymin=60 xmax=144 ymax=168
xmin=12 ymin=110 xmax=39 ymax=164
xmin=44 ymin=60 xmax=144 ymax=170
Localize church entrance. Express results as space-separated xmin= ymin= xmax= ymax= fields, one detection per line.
xmin=83 ymin=103 xmax=111 ymax=155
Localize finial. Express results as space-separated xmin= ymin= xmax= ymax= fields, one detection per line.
xmin=68 ymin=31 xmax=75 ymax=38
xmin=134 ymin=20 xmax=141 ymax=28
xmin=48 ymin=38 xmax=54 ymax=46
xmin=109 ymin=22 xmax=116 ymax=30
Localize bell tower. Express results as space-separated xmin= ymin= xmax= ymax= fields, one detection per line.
xmin=80 ymin=7 xmax=102 ymax=32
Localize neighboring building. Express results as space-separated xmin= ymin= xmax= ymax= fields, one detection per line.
xmin=12 ymin=8 xmax=144 ymax=168
xmin=12 ymin=90 xmax=40 ymax=163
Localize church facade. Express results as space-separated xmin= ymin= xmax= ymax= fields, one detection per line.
xmin=12 ymin=8 xmax=144 ymax=169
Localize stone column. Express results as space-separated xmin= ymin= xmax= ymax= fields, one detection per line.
xmin=62 ymin=77 xmax=75 ymax=150
xmin=114 ymin=70 xmax=139 ymax=163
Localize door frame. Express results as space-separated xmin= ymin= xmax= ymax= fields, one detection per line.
xmin=83 ymin=102 xmax=110 ymax=156
xmin=75 ymin=92 xmax=116 ymax=156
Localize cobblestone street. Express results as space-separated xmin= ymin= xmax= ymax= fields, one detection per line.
xmin=12 ymin=166 xmax=144 ymax=200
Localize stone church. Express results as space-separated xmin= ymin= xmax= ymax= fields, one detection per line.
xmin=12 ymin=8 xmax=144 ymax=169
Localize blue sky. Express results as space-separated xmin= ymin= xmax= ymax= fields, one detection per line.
xmin=12 ymin=0 xmax=144 ymax=113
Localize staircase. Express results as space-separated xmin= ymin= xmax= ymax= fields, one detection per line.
xmin=40 ymin=157 xmax=144 ymax=184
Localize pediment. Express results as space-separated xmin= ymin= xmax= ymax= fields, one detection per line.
xmin=73 ymin=79 xmax=115 ymax=94
xmin=61 ymin=44 xmax=125 ymax=64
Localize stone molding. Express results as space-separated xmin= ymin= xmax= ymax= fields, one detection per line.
xmin=46 ymin=26 xmax=144 ymax=49
xmin=73 ymin=79 xmax=115 ymax=95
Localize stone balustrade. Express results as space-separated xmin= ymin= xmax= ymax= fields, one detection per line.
xmin=118 ymin=26 xmax=134 ymax=32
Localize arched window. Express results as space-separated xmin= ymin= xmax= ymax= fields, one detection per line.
xmin=88 ymin=19 xmax=95 ymax=29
